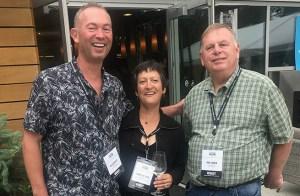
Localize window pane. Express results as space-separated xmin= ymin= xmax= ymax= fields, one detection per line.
xmin=178 ymin=7 xmax=208 ymax=98
xmin=269 ymin=7 xmax=300 ymax=67
xmin=215 ymin=6 xmax=266 ymax=74
xmin=34 ymin=2 xmax=64 ymax=70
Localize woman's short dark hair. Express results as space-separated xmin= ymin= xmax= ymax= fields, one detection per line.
xmin=133 ymin=60 xmax=167 ymax=92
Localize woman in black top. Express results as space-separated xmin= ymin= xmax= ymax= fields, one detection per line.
xmin=118 ymin=60 xmax=186 ymax=196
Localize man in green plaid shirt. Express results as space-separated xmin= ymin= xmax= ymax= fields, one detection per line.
xmin=183 ymin=23 xmax=293 ymax=196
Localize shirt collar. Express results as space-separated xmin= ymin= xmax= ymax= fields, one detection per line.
xmin=224 ymin=66 xmax=240 ymax=89
xmin=71 ymin=58 xmax=105 ymax=76
xmin=205 ymin=66 xmax=240 ymax=93
xmin=120 ymin=107 xmax=180 ymax=130
xmin=71 ymin=58 xmax=109 ymax=94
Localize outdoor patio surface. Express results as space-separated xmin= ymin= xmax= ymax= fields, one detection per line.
xmin=262 ymin=182 xmax=300 ymax=196
xmin=170 ymin=181 xmax=300 ymax=196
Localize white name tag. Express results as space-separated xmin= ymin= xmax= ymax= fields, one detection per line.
xmin=201 ymin=150 xmax=223 ymax=178
xmin=103 ymin=147 xmax=122 ymax=175
xmin=128 ymin=157 xmax=156 ymax=193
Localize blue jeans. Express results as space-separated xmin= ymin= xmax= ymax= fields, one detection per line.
xmin=185 ymin=179 xmax=261 ymax=196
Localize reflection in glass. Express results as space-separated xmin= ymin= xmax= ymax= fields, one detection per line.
xmin=269 ymin=7 xmax=300 ymax=67
xmin=215 ymin=6 xmax=266 ymax=74
xmin=178 ymin=7 xmax=208 ymax=99
xmin=268 ymin=71 xmax=280 ymax=87
xmin=33 ymin=2 xmax=64 ymax=70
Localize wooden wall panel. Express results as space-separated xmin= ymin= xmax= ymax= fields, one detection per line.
xmin=0 ymin=0 xmax=31 ymax=8
xmin=0 ymin=8 xmax=33 ymax=27
xmin=0 ymin=101 xmax=27 ymax=120
xmin=0 ymin=65 xmax=38 ymax=84
xmin=7 ymin=119 xmax=24 ymax=132
xmin=0 ymin=0 xmax=40 ymax=135
xmin=0 ymin=47 xmax=39 ymax=66
xmin=0 ymin=28 xmax=35 ymax=46
xmin=0 ymin=83 xmax=32 ymax=102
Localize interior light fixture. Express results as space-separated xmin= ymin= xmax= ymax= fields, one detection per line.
xmin=121 ymin=39 xmax=127 ymax=57
xmin=151 ymin=33 xmax=158 ymax=51
xmin=130 ymin=39 xmax=136 ymax=56
xmin=140 ymin=35 xmax=146 ymax=54
xmin=123 ymin=13 xmax=132 ymax=16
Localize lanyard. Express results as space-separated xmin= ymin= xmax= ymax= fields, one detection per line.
xmin=70 ymin=61 xmax=113 ymax=140
xmin=208 ymin=68 xmax=242 ymax=136
xmin=70 ymin=61 xmax=100 ymax=115
xmin=138 ymin=127 xmax=160 ymax=159
xmin=71 ymin=61 xmax=92 ymax=95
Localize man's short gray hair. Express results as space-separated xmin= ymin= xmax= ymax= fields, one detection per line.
xmin=200 ymin=23 xmax=238 ymax=50
xmin=73 ymin=2 xmax=108 ymax=27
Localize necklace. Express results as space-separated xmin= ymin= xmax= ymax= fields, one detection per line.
xmin=138 ymin=127 xmax=160 ymax=159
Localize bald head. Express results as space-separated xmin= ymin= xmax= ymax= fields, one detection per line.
xmin=73 ymin=3 xmax=109 ymax=28
xmin=200 ymin=23 xmax=238 ymax=52
xmin=70 ymin=2 xmax=113 ymax=64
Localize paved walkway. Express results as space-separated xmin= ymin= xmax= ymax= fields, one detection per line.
xmin=170 ymin=181 xmax=300 ymax=196
xmin=262 ymin=182 xmax=300 ymax=196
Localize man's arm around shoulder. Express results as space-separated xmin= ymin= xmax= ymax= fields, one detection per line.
xmin=22 ymin=130 xmax=48 ymax=196
xmin=161 ymin=99 xmax=184 ymax=117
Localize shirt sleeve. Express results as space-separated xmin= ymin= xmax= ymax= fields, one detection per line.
xmin=266 ymin=85 xmax=294 ymax=144
xmin=24 ymin=74 xmax=53 ymax=136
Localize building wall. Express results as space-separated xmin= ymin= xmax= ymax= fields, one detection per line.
xmin=0 ymin=0 xmax=39 ymax=132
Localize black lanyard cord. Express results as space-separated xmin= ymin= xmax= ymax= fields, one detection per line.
xmin=138 ymin=127 xmax=160 ymax=159
xmin=208 ymin=68 xmax=242 ymax=136
xmin=71 ymin=61 xmax=88 ymax=92
xmin=71 ymin=61 xmax=102 ymax=115
xmin=70 ymin=61 xmax=114 ymax=140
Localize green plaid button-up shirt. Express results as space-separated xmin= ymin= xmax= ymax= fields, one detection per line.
xmin=183 ymin=67 xmax=293 ymax=188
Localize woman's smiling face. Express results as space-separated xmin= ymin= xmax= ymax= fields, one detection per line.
xmin=136 ymin=70 xmax=166 ymax=107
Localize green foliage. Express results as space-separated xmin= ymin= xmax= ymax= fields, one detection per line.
xmin=0 ymin=114 xmax=31 ymax=195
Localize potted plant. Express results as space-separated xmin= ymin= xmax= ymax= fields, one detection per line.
xmin=0 ymin=114 xmax=31 ymax=195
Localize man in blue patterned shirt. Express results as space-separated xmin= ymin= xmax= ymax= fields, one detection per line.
xmin=183 ymin=23 xmax=294 ymax=196
xmin=23 ymin=3 xmax=132 ymax=196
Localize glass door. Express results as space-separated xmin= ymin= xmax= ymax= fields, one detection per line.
xmin=167 ymin=5 xmax=208 ymax=105
xmin=214 ymin=5 xmax=267 ymax=74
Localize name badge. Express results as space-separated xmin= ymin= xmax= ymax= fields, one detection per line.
xmin=201 ymin=149 xmax=223 ymax=178
xmin=103 ymin=147 xmax=122 ymax=177
xmin=128 ymin=157 xmax=156 ymax=193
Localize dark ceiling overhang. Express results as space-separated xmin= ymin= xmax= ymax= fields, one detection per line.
xmin=32 ymin=0 xmax=57 ymax=8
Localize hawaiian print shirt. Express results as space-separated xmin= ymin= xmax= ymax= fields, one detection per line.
xmin=24 ymin=59 xmax=133 ymax=195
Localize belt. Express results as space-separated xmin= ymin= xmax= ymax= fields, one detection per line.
xmin=190 ymin=178 xmax=261 ymax=191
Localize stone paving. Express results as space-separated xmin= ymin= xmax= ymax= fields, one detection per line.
xmin=170 ymin=181 xmax=300 ymax=196
xmin=262 ymin=182 xmax=300 ymax=196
